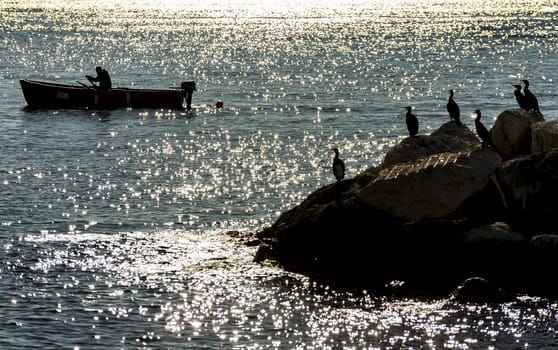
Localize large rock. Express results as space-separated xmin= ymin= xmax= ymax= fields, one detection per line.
xmin=496 ymin=148 xmax=558 ymax=234
xmin=527 ymin=234 xmax=558 ymax=263
xmin=450 ymin=222 xmax=527 ymax=283
xmin=454 ymin=222 xmax=525 ymax=249
xmin=531 ymin=120 xmax=558 ymax=153
xmin=524 ymin=235 xmax=558 ymax=295
xmin=359 ymin=147 xmax=502 ymax=221
xmin=491 ymin=108 xmax=545 ymax=160
xmin=527 ymin=234 xmax=558 ymax=274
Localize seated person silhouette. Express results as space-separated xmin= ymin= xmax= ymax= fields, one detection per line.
xmin=86 ymin=66 xmax=112 ymax=89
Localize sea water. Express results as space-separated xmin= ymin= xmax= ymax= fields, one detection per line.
xmin=1 ymin=0 xmax=557 ymax=348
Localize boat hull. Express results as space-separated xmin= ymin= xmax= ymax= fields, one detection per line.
xmin=20 ymin=79 xmax=195 ymax=110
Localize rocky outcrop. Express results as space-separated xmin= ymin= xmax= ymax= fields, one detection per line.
xmin=491 ymin=108 xmax=544 ymax=160
xmin=496 ymin=149 xmax=558 ymax=234
xmin=255 ymin=109 xmax=558 ymax=299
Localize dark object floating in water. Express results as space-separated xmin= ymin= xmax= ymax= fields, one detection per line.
xmin=20 ymin=79 xmax=196 ymax=110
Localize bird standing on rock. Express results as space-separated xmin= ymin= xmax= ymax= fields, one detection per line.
xmin=513 ymin=84 xmax=529 ymax=110
xmin=473 ymin=109 xmax=497 ymax=150
xmin=331 ymin=148 xmax=345 ymax=182
xmin=447 ymin=89 xmax=462 ymax=126
xmin=405 ymin=106 xmax=419 ymax=137
xmin=522 ymin=79 xmax=540 ymax=112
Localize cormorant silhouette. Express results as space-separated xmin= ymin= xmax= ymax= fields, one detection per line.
xmin=473 ymin=109 xmax=497 ymax=150
xmin=522 ymin=79 xmax=540 ymax=112
xmin=513 ymin=84 xmax=529 ymax=110
xmin=447 ymin=89 xmax=462 ymax=126
xmin=405 ymin=106 xmax=419 ymax=137
xmin=331 ymin=148 xmax=345 ymax=182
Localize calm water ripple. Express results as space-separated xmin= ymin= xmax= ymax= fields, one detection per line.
xmin=1 ymin=0 xmax=558 ymax=348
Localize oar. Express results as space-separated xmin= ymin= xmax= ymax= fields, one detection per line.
xmin=81 ymin=76 xmax=97 ymax=87
xmin=76 ymin=81 xmax=96 ymax=88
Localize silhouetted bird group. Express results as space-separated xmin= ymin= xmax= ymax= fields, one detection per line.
xmin=330 ymin=80 xmax=541 ymax=182
xmin=403 ymin=81 xmax=540 ymax=143
xmin=404 ymin=89 xmax=462 ymax=139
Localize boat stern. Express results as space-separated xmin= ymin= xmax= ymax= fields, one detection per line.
xmin=181 ymin=81 xmax=196 ymax=111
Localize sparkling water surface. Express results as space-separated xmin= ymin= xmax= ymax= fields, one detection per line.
xmin=1 ymin=0 xmax=558 ymax=348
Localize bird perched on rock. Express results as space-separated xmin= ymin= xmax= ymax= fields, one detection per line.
xmin=447 ymin=89 xmax=462 ymax=126
xmin=473 ymin=109 xmax=497 ymax=150
xmin=522 ymin=79 xmax=540 ymax=112
xmin=405 ymin=106 xmax=419 ymax=137
xmin=513 ymin=84 xmax=529 ymax=110
xmin=331 ymin=148 xmax=345 ymax=182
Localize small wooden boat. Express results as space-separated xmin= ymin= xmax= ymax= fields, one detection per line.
xmin=20 ymin=79 xmax=196 ymax=110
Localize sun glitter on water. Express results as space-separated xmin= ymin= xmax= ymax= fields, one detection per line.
xmin=5 ymin=0 xmax=475 ymax=16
